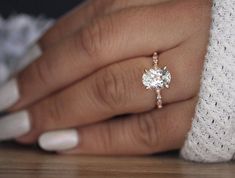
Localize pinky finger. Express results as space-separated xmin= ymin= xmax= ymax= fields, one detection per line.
xmin=39 ymin=97 xmax=197 ymax=155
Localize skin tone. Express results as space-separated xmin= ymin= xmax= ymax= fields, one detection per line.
xmin=0 ymin=0 xmax=211 ymax=155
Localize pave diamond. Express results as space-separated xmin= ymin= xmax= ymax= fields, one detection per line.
xmin=142 ymin=66 xmax=171 ymax=90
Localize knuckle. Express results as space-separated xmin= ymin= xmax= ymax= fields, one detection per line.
xmin=34 ymin=60 xmax=52 ymax=87
xmin=29 ymin=107 xmax=43 ymax=133
xmin=94 ymin=64 xmax=129 ymax=110
xmin=79 ymin=20 xmax=102 ymax=58
xmin=98 ymin=122 xmax=115 ymax=153
xmin=134 ymin=113 xmax=160 ymax=151
xmin=29 ymin=97 xmax=64 ymax=132
xmin=39 ymin=97 xmax=64 ymax=128
xmin=48 ymin=97 xmax=64 ymax=124
xmin=79 ymin=15 xmax=114 ymax=59
xmin=39 ymin=19 xmax=67 ymax=49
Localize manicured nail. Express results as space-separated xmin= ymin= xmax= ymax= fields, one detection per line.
xmin=39 ymin=129 xmax=79 ymax=152
xmin=0 ymin=78 xmax=20 ymax=111
xmin=17 ymin=43 xmax=42 ymax=71
xmin=0 ymin=111 xmax=31 ymax=141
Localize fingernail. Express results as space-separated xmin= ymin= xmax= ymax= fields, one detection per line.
xmin=17 ymin=43 xmax=42 ymax=71
xmin=0 ymin=78 xmax=20 ymax=111
xmin=0 ymin=110 xmax=31 ymax=141
xmin=39 ymin=129 xmax=79 ymax=152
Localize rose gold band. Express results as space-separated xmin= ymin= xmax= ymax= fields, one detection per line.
xmin=153 ymin=52 xmax=163 ymax=109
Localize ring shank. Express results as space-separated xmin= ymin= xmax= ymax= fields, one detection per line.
xmin=142 ymin=52 xmax=171 ymax=109
xmin=156 ymin=89 xmax=162 ymax=108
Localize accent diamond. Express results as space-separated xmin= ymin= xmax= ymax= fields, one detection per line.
xmin=142 ymin=66 xmax=171 ymax=90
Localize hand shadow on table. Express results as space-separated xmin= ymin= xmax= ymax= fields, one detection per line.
xmin=0 ymin=140 xmax=41 ymax=153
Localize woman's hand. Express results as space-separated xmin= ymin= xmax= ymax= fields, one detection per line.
xmin=0 ymin=0 xmax=211 ymax=155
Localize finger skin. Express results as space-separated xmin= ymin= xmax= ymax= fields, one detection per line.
xmin=39 ymin=0 xmax=168 ymax=49
xmin=11 ymin=0 xmax=210 ymax=112
xmin=16 ymin=40 xmax=204 ymax=144
xmin=159 ymin=32 xmax=209 ymax=103
xmin=16 ymin=57 xmax=154 ymax=143
xmin=39 ymin=1 xmax=101 ymax=49
xmin=61 ymin=97 xmax=197 ymax=155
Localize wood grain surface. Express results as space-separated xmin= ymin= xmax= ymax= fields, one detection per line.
xmin=0 ymin=142 xmax=234 ymax=178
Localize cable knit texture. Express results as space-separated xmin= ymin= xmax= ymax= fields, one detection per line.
xmin=180 ymin=0 xmax=235 ymax=162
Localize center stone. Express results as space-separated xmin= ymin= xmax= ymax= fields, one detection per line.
xmin=142 ymin=66 xmax=171 ymax=90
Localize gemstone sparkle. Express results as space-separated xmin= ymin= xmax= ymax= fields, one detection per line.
xmin=142 ymin=66 xmax=171 ymax=90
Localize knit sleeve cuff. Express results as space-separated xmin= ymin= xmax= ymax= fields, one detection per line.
xmin=180 ymin=0 xmax=235 ymax=162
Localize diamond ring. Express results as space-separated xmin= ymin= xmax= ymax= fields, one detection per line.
xmin=142 ymin=52 xmax=171 ymax=108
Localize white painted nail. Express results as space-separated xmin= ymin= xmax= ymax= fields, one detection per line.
xmin=0 ymin=111 xmax=31 ymax=141
xmin=0 ymin=78 xmax=20 ymax=111
xmin=39 ymin=129 xmax=79 ymax=152
xmin=17 ymin=43 xmax=42 ymax=71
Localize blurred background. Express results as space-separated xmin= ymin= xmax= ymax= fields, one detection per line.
xmin=0 ymin=0 xmax=84 ymax=18
xmin=0 ymin=0 xmax=84 ymax=85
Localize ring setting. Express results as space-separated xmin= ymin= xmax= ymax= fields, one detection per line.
xmin=142 ymin=52 xmax=171 ymax=108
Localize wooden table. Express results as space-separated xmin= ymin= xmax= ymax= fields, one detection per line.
xmin=0 ymin=142 xmax=234 ymax=178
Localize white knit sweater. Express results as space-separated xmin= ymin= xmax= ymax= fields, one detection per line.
xmin=180 ymin=0 xmax=235 ymax=162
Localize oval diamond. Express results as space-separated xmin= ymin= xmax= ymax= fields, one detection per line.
xmin=142 ymin=67 xmax=171 ymax=90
